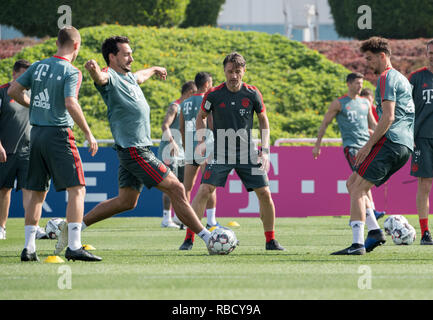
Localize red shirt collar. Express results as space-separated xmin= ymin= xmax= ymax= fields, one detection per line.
xmin=53 ymin=55 xmax=70 ymax=62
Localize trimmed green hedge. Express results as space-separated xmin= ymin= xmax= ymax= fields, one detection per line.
xmin=328 ymin=0 xmax=433 ymax=40
xmin=0 ymin=25 xmax=368 ymax=145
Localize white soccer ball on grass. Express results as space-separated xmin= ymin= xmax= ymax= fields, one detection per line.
xmin=390 ymin=220 xmax=416 ymax=245
xmin=383 ymin=215 xmax=408 ymax=235
xmin=44 ymin=218 xmax=65 ymax=240
xmin=207 ymin=227 xmax=238 ymax=255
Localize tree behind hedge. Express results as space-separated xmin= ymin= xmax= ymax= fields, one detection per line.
xmin=0 ymin=0 xmax=189 ymax=38
xmin=181 ymin=0 xmax=226 ymax=27
xmin=328 ymin=0 xmax=433 ymax=39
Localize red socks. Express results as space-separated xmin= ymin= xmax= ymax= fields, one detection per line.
xmin=265 ymin=231 xmax=275 ymax=243
xmin=420 ymin=218 xmax=429 ymax=235
xmin=185 ymin=228 xmax=195 ymax=242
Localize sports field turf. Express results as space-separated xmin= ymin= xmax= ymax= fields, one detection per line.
xmin=1 ymin=215 xmax=433 ymax=300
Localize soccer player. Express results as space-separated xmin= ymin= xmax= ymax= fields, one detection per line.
xmin=76 ymin=36 xmax=212 ymax=250
xmin=178 ymin=72 xmax=220 ymax=250
xmin=360 ymin=88 xmax=379 ymax=122
xmin=188 ymin=52 xmax=285 ymax=251
xmin=331 ymin=37 xmax=415 ymax=255
xmin=313 ymin=73 xmax=385 ymax=224
xmin=158 ymin=80 xmax=196 ymax=228
xmin=408 ymin=39 xmax=433 ymax=245
xmin=0 ymin=59 xmax=31 ymax=240
xmin=8 ymin=26 xmax=101 ymax=262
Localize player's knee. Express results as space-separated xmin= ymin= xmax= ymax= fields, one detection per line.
xmin=168 ymin=181 xmax=186 ymax=199
xmin=255 ymin=187 xmax=272 ymax=202
xmin=199 ymin=184 xmax=216 ymax=196
xmin=419 ymin=178 xmax=433 ymax=194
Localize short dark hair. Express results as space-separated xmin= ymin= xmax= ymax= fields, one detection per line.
xmin=360 ymin=36 xmax=391 ymax=57
xmin=57 ymin=26 xmax=80 ymax=47
xmin=194 ymin=72 xmax=212 ymax=89
xmin=346 ymin=72 xmax=364 ymax=83
xmin=181 ymin=80 xmax=196 ymax=95
xmin=223 ymin=52 xmax=246 ymax=69
xmin=13 ymin=59 xmax=31 ymax=73
xmin=102 ymin=36 xmax=130 ymax=66
xmin=360 ymin=88 xmax=373 ymax=97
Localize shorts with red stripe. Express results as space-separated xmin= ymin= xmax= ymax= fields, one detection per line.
xmin=343 ymin=146 xmax=360 ymax=171
xmin=356 ymin=137 xmax=411 ymax=186
xmin=116 ymin=145 xmax=170 ymax=192
xmin=27 ymin=126 xmax=85 ymax=192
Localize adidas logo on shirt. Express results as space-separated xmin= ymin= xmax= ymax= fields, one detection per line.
xmin=33 ymin=89 xmax=50 ymax=110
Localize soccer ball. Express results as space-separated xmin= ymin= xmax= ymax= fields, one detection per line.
xmin=207 ymin=227 xmax=238 ymax=255
xmin=391 ymin=220 xmax=416 ymax=245
xmin=45 ymin=218 xmax=65 ymax=240
xmin=383 ymin=215 xmax=409 ymax=235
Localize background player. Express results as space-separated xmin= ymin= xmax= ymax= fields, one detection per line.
xmin=313 ymin=73 xmax=385 ymax=228
xmin=408 ymin=39 xmax=433 ymax=244
xmin=158 ymin=80 xmax=196 ymax=229
xmin=8 ymin=26 xmax=101 ymax=262
xmin=360 ymin=88 xmax=379 ymax=123
xmin=178 ymin=72 xmax=220 ymax=250
xmin=77 ymin=36 xmax=213 ymax=250
xmin=0 ymin=59 xmax=31 ymax=240
xmin=188 ymin=52 xmax=285 ymax=251
xmin=332 ymin=37 xmax=415 ymax=255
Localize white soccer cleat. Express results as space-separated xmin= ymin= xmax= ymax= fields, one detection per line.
xmin=54 ymin=220 xmax=68 ymax=255
xmin=0 ymin=228 xmax=5 ymax=240
xmin=161 ymin=220 xmax=180 ymax=229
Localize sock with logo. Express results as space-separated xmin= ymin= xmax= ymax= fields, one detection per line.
xmin=350 ymin=221 xmax=365 ymax=245
xmin=24 ymin=225 xmax=37 ymax=253
xmin=420 ymin=218 xmax=429 ymax=235
xmin=162 ymin=210 xmax=172 ymax=223
xmin=206 ymin=208 xmax=217 ymax=226
xmin=185 ymin=228 xmax=195 ymax=242
xmin=68 ymin=223 xmax=82 ymax=251
xmin=198 ymin=228 xmax=211 ymax=245
xmin=365 ymin=208 xmax=380 ymax=231
xmin=265 ymin=231 xmax=275 ymax=243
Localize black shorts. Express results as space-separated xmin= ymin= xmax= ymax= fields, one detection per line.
xmin=410 ymin=137 xmax=433 ymax=178
xmin=356 ymin=137 xmax=411 ymax=187
xmin=27 ymin=126 xmax=85 ymax=192
xmin=201 ymin=160 xmax=269 ymax=192
xmin=0 ymin=153 xmax=29 ymax=190
xmin=116 ymin=145 xmax=171 ymax=192
xmin=343 ymin=146 xmax=359 ymax=171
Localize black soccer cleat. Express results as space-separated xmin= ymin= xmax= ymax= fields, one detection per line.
xmin=421 ymin=230 xmax=433 ymax=245
xmin=65 ymin=247 xmax=102 ymax=262
xmin=266 ymin=239 xmax=285 ymax=251
xmin=179 ymin=238 xmax=194 ymax=250
xmin=365 ymin=229 xmax=386 ymax=252
xmin=20 ymin=248 xmax=39 ymax=262
xmin=331 ymin=243 xmax=366 ymax=255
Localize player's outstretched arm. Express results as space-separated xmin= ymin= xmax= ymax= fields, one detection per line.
xmin=65 ymin=96 xmax=98 ymax=157
xmin=313 ymin=99 xmax=341 ymax=159
xmin=7 ymin=81 xmax=30 ymax=108
xmin=134 ymin=66 xmax=167 ymax=85
xmin=85 ymin=59 xmax=109 ymax=86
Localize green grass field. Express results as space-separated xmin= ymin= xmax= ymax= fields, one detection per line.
xmin=1 ymin=215 xmax=433 ymax=300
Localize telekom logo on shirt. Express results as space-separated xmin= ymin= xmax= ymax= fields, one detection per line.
xmin=34 ymin=64 xmax=50 ymax=82
xmin=422 ymin=89 xmax=433 ymax=104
